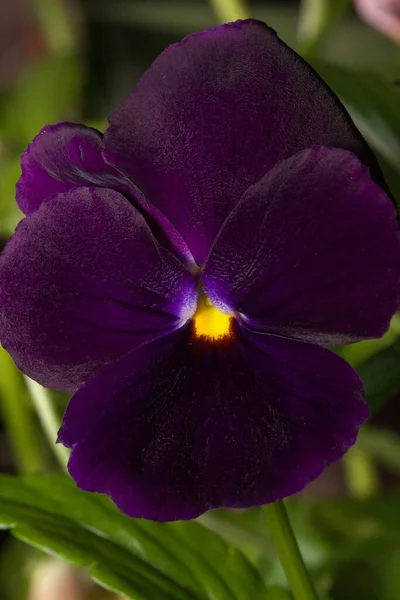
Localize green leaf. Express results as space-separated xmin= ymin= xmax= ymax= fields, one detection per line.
xmin=330 ymin=559 xmax=381 ymax=600
xmin=381 ymin=547 xmax=400 ymax=600
xmin=0 ymin=474 xmax=268 ymax=600
xmin=313 ymin=62 xmax=400 ymax=197
xmin=265 ymin=585 xmax=292 ymax=599
xmin=356 ymin=340 xmax=400 ymax=414
xmin=376 ymin=151 xmax=400 ymax=207
xmin=312 ymin=493 xmax=400 ymax=599
xmin=313 ymin=493 xmax=400 ymax=545
xmin=357 ymin=427 xmax=400 ymax=476
xmin=339 ymin=325 xmax=399 ymax=370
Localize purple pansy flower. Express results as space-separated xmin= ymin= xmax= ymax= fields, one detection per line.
xmin=1 ymin=19 xmax=400 ymax=521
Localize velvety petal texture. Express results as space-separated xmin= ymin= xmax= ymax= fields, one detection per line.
xmin=16 ymin=122 xmax=196 ymax=268
xmin=2 ymin=19 xmax=400 ymax=523
xmin=0 ymin=187 xmax=197 ymax=391
xmin=59 ymin=323 xmax=367 ymax=521
xmin=203 ymin=146 xmax=400 ymax=345
xmin=16 ymin=123 xmax=126 ymax=215
xmin=104 ymin=19 xmax=382 ymax=264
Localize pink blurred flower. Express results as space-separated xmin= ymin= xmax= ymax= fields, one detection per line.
xmin=355 ymin=0 xmax=400 ymax=43
xmin=29 ymin=560 xmax=83 ymax=600
xmin=28 ymin=559 xmax=117 ymax=600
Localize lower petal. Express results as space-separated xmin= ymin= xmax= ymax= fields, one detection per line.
xmin=59 ymin=323 xmax=368 ymax=521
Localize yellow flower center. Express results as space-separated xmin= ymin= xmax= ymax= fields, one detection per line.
xmin=193 ymin=290 xmax=232 ymax=341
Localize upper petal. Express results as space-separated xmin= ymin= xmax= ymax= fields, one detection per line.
xmin=16 ymin=122 xmax=196 ymax=267
xmin=16 ymin=122 xmax=126 ymax=215
xmin=202 ymin=146 xmax=400 ymax=346
xmin=59 ymin=323 xmax=367 ymax=521
xmin=0 ymin=187 xmax=197 ymax=392
xmin=103 ymin=19 xmax=383 ymax=265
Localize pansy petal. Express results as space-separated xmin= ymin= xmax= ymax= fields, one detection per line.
xmin=0 ymin=187 xmax=197 ymax=392
xmin=59 ymin=324 xmax=367 ymax=522
xmin=17 ymin=122 xmax=127 ymax=215
xmin=17 ymin=122 xmax=196 ymax=267
xmin=103 ymin=19 xmax=382 ymax=265
xmin=203 ymin=146 xmax=400 ymax=346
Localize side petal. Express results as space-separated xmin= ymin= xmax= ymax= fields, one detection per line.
xmin=17 ymin=122 xmax=128 ymax=215
xmin=0 ymin=187 xmax=197 ymax=392
xmin=59 ymin=324 xmax=367 ymax=522
xmin=104 ymin=19 xmax=383 ymax=265
xmin=202 ymin=146 xmax=400 ymax=346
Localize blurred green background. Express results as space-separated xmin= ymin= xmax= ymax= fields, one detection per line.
xmin=1 ymin=1 xmax=400 ymax=599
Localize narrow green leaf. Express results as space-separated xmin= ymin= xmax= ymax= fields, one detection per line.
xmin=0 ymin=474 xmax=268 ymax=600
xmin=173 ymin=517 xmax=265 ymax=599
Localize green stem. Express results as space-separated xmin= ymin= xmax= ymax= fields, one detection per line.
xmin=24 ymin=377 xmax=69 ymax=472
xmin=209 ymin=0 xmax=249 ymax=23
xmin=263 ymin=501 xmax=319 ymax=600
xmin=0 ymin=347 xmax=45 ymax=474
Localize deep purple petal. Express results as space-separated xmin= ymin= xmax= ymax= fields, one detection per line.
xmin=59 ymin=323 xmax=367 ymax=522
xmin=16 ymin=122 xmax=128 ymax=215
xmin=0 ymin=187 xmax=197 ymax=392
xmin=103 ymin=19 xmax=382 ymax=265
xmin=17 ymin=122 xmax=196 ymax=267
xmin=202 ymin=146 xmax=400 ymax=346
